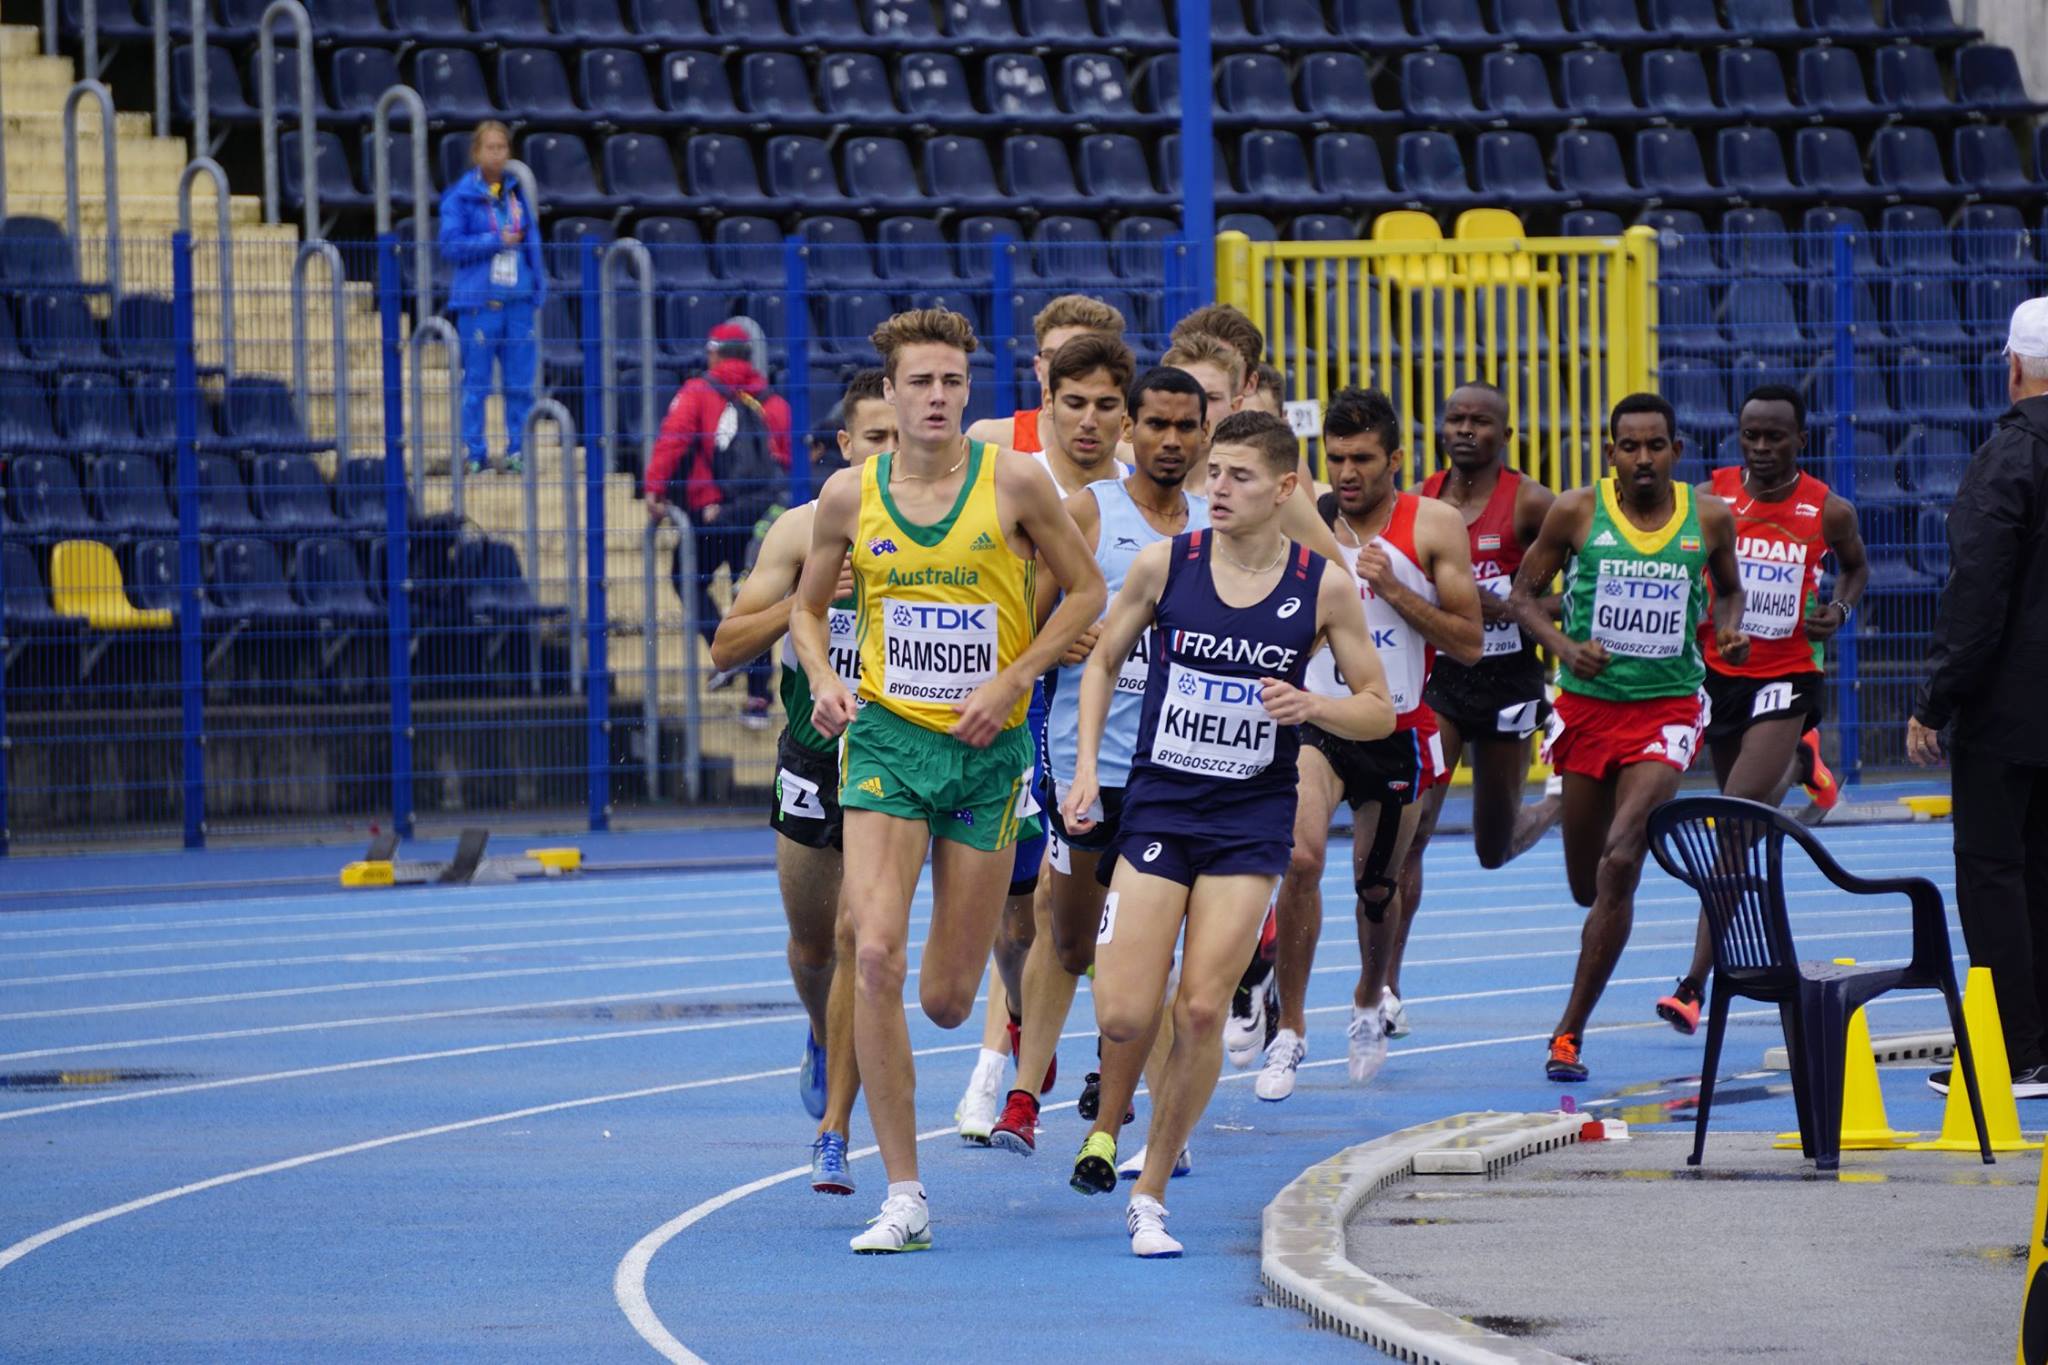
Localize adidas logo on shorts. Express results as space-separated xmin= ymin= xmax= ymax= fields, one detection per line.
xmin=858 ymin=776 xmax=885 ymax=798
xmin=969 ymin=531 xmax=997 ymax=551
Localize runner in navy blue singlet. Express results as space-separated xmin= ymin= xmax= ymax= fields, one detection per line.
xmin=1057 ymin=412 xmax=1395 ymax=1257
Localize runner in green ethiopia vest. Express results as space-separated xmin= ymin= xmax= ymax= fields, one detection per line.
xmin=1502 ymin=393 xmax=1749 ymax=1089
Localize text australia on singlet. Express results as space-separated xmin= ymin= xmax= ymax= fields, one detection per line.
xmin=879 ymin=566 xmax=995 ymax=704
xmin=1150 ymin=629 xmax=1299 ymax=779
xmin=1733 ymin=535 xmax=1807 ymax=640
xmin=1591 ymin=558 xmax=1690 ymax=658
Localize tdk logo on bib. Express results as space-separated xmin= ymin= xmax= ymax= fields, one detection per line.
xmin=892 ymin=603 xmax=989 ymax=632
xmin=1153 ymin=662 xmax=1277 ymax=779
xmin=882 ymin=596 xmax=997 ymax=703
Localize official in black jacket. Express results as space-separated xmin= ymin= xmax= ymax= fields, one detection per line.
xmin=1910 ymin=295 xmax=2048 ymax=1099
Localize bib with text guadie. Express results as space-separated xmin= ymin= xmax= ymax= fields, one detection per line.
xmin=1559 ymin=478 xmax=1710 ymax=704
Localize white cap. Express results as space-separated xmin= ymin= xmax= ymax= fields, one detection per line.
xmin=2006 ymin=296 xmax=2048 ymax=359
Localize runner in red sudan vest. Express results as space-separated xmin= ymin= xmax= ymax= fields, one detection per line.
xmin=1654 ymin=384 xmax=1870 ymax=1036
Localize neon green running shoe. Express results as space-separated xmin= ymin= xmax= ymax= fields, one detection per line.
xmin=1071 ymin=1131 xmax=1118 ymax=1196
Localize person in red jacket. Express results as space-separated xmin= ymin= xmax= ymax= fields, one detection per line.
xmin=646 ymin=319 xmax=794 ymax=728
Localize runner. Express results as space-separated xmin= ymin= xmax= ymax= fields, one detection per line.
xmin=957 ymin=334 xmax=1136 ymax=1141
xmin=1172 ymin=302 xmax=1265 ymax=407
xmin=1244 ymin=363 xmax=1286 ymax=419
xmin=1160 ymin=332 xmax=1244 ymax=422
xmin=1653 ymin=384 xmax=1867 ymax=1033
xmin=1253 ymin=389 xmax=1483 ymax=1102
xmin=708 ymin=369 xmax=894 ymax=1194
xmin=1384 ymin=382 xmax=1564 ymax=1042
xmin=990 ymin=364 xmax=1208 ymax=1158
xmin=1505 ymin=393 xmax=1748 ymax=1083
xmin=1060 ymin=411 xmax=1395 ymax=1256
xmin=792 ymin=308 xmax=1106 ymax=1253
xmin=967 ymin=294 xmax=1127 ymax=454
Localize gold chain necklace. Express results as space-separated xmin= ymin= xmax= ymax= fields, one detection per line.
xmin=890 ymin=444 xmax=968 ymax=484
xmin=1216 ymin=534 xmax=1287 ymax=576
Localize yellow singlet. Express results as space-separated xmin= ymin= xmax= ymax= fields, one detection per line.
xmin=852 ymin=441 xmax=1037 ymax=733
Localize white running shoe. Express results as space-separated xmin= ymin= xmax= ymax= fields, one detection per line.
xmin=849 ymin=1192 xmax=931 ymax=1254
xmin=1380 ymin=989 xmax=1411 ymax=1040
xmin=1544 ymin=772 xmax=1564 ymax=798
xmin=1116 ymin=1143 xmax=1193 ymax=1180
xmin=1347 ymin=1005 xmax=1388 ymax=1084
xmin=1126 ymin=1194 xmax=1182 ymax=1258
xmin=1255 ymin=1028 xmax=1306 ymax=1102
xmin=955 ymin=1056 xmax=1004 ymax=1144
xmin=1224 ymin=980 xmax=1269 ymax=1069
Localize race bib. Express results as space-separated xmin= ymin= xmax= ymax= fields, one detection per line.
xmin=1149 ymin=662 xmax=1277 ymax=779
xmin=776 ymin=767 xmax=827 ymax=821
xmin=1116 ymin=626 xmax=1152 ymax=695
xmin=826 ymin=607 xmax=863 ymax=690
xmin=1591 ymin=563 xmax=1688 ymax=658
xmin=1477 ymin=571 xmax=1524 ymax=657
xmin=490 ymin=250 xmax=519 ymax=287
xmin=1736 ymin=556 xmax=1805 ymax=640
xmin=880 ymin=597 xmax=996 ymax=704
xmin=1751 ymin=680 xmax=1795 ymax=718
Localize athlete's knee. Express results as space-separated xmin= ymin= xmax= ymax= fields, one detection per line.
xmin=788 ymin=931 xmax=835 ymax=974
xmin=919 ymin=978 xmax=974 ymax=1030
xmin=1175 ymin=987 xmax=1229 ymax=1041
xmin=1286 ymin=839 xmax=1325 ymax=883
xmin=1098 ymin=998 xmax=1151 ymax=1046
xmin=1049 ymin=910 xmax=1097 ymax=977
xmin=853 ymin=937 xmax=906 ymax=998
xmin=1599 ymin=829 xmax=1649 ymax=884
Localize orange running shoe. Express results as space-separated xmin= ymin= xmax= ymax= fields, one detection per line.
xmin=1655 ymin=979 xmax=1703 ymax=1035
xmin=1798 ymin=730 xmax=1840 ymax=811
xmin=1546 ymin=1033 xmax=1587 ymax=1083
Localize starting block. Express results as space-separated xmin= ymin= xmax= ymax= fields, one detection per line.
xmin=340 ymin=828 xmax=582 ymax=887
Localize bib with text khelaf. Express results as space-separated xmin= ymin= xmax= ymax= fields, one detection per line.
xmin=1559 ymin=478 xmax=1709 ymax=703
xmin=780 ymin=595 xmax=862 ymax=754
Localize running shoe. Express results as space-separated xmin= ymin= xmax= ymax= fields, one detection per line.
xmin=1005 ymin=1017 xmax=1057 ymax=1095
xmin=1126 ymin=1194 xmax=1182 ymax=1258
xmin=1225 ymin=980 xmax=1269 ymax=1069
xmin=1255 ymin=1028 xmax=1306 ymax=1102
xmin=799 ymin=1028 xmax=827 ymax=1119
xmin=1797 ymin=730 xmax=1840 ymax=811
xmin=1930 ymin=1064 xmax=2048 ymax=1099
xmin=1071 ymin=1131 xmax=1118 ymax=1195
xmin=1347 ymin=1005 xmax=1388 ymax=1084
xmin=988 ymin=1089 xmax=1040 ymax=1155
xmin=1655 ymin=979 xmax=1702 ymax=1036
xmin=503 ymin=453 xmax=523 ymax=477
xmin=1546 ymin=1033 xmax=1588 ymax=1083
xmin=849 ymin=1192 xmax=930 ymax=1254
xmin=1381 ymin=990 xmax=1411 ymax=1039
xmin=465 ymin=456 xmax=488 ymax=476
xmin=955 ymin=1054 xmax=1004 ymax=1144
xmin=810 ymin=1131 xmax=854 ymax=1196
xmin=1116 ymin=1143 xmax=1192 ymax=1180
xmin=1077 ymin=1070 xmax=1133 ymax=1125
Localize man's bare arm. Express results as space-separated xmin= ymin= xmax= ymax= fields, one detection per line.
xmin=709 ymin=504 xmax=810 ymax=671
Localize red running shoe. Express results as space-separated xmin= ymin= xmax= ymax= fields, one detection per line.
xmin=1546 ymin=1033 xmax=1588 ymax=1083
xmin=989 ymin=1088 xmax=1040 ymax=1155
xmin=1797 ymin=730 xmax=1840 ymax=811
xmin=1655 ymin=980 xmax=1702 ymax=1036
xmin=1005 ymin=1017 xmax=1056 ymax=1095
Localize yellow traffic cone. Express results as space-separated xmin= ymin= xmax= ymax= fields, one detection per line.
xmin=1911 ymin=966 xmax=2037 ymax=1153
xmin=1775 ymin=1006 xmax=1919 ymax=1151
xmin=2017 ymin=1143 xmax=2048 ymax=1364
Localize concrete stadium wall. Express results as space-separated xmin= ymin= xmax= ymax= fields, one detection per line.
xmin=1968 ymin=0 xmax=2048 ymax=108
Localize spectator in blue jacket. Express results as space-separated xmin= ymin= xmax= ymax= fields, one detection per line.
xmin=438 ymin=122 xmax=546 ymax=475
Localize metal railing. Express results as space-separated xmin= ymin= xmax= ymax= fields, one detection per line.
xmin=257 ymin=0 xmax=316 ymax=237
xmin=291 ymin=239 xmax=350 ymax=461
xmin=407 ymin=316 xmax=464 ymax=517
xmin=373 ymin=84 xmax=432 ymax=329
xmin=521 ymin=397 xmax=577 ymax=697
xmin=177 ymin=156 xmax=235 ymax=374
xmin=600 ymin=238 xmax=656 ymax=485
xmin=645 ymin=506 xmax=701 ymax=804
xmin=62 ymin=79 xmax=120 ymax=297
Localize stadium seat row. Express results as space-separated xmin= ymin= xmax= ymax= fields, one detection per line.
xmin=4 ymin=450 xmax=384 ymax=540
xmin=0 ymin=373 xmax=327 ymax=460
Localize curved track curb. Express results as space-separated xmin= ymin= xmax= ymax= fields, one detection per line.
xmin=1261 ymin=1110 xmax=1585 ymax=1364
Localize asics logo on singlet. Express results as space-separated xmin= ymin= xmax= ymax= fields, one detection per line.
xmin=969 ymin=531 xmax=997 ymax=551
xmin=1736 ymin=536 xmax=1809 ymax=564
xmin=1142 ymin=841 xmax=1162 ymax=863
xmin=892 ymin=603 xmax=991 ymax=631
xmin=867 ymin=537 xmax=899 ymax=556
xmin=1591 ymin=530 xmax=1619 ymax=548
xmin=1168 ymin=630 xmax=1299 ymax=671
xmin=1277 ymin=597 xmax=1302 ymax=619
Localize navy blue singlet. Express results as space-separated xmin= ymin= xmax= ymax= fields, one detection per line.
xmin=1120 ymin=530 xmax=1326 ymax=839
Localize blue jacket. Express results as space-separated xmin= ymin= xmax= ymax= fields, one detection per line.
xmin=438 ymin=170 xmax=546 ymax=315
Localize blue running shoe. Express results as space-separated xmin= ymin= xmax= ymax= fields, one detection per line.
xmin=800 ymin=1028 xmax=827 ymax=1119
xmin=811 ymin=1131 xmax=854 ymax=1196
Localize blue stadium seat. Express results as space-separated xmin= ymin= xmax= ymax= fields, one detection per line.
xmin=280 ymin=131 xmax=370 ymax=215
xmin=476 ymin=0 xmax=563 ymax=44
xmin=765 ymin=135 xmax=847 ymax=209
xmin=741 ymin=53 xmax=823 ymax=123
xmin=190 ymin=454 xmax=260 ymax=535
xmin=1216 ymin=213 xmax=1277 ymax=240
xmin=1639 ymin=209 xmax=1714 ymax=275
xmin=634 ymin=217 xmax=714 ymax=287
xmin=1807 ymin=360 xmax=1896 ymax=426
xmin=1254 ymin=0 xmax=1328 ymax=40
xmin=1221 ymin=54 xmax=1305 ymax=124
xmin=1966 ymin=276 xmax=2032 ymax=345
xmin=329 ymin=47 xmax=403 ymax=119
xmin=924 ymin=136 xmax=1007 ymax=212
xmin=1288 ymin=214 xmax=1358 ymax=241
xmin=956 ymin=215 xmax=1030 ymax=279
xmin=1724 ymin=280 xmax=1806 ymax=351
xmin=798 ymin=216 xmax=879 ymax=285
xmin=18 ymin=292 xmax=111 ymax=371
xmin=1494 ymin=0 xmax=1573 ymax=47
xmin=1099 ymin=0 xmax=1174 ymax=46
xmin=459 ymin=539 xmax=567 ymax=627
xmin=1079 ymin=134 xmax=1170 ymax=207
xmin=1801 ymin=206 xmax=1876 ymax=270
xmin=1716 ymin=126 xmax=1799 ymax=203
xmin=520 ymin=133 xmax=617 ymax=213
xmin=360 ymin=131 xmax=426 ymax=212
xmin=334 ymin=458 xmax=394 ymax=533
xmin=1476 ymin=131 xmax=1567 ymax=204
xmin=1208 ymin=0 xmax=1253 ymax=43
xmin=1331 ymin=0 xmax=1413 ymax=44
xmin=710 ymin=0 xmax=793 ymax=40
xmin=1953 ymin=126 xmax=2034 ymax=196
xmin=0 ymin=219 xmax=80 ymax=296
xmin=1796 ymin=47 xmax=1879 ymax=119
xmin=1634 ymin=128 xmax=1715 ymax=203
xmin=1401 ymin=53 xmax=1480 ymax=123
xmin=0 ymin=379 xmax=59 ymax=448
xmin=207 ymin=537 xmax=304 ymax=628
xmin=501 ymin=48 xmax=601 ymax=126
xmin=842 ymin=136 xmax=926 ymax=212
xmin=1110 ymin=215 xmax=1180 ymax=277
xmin=880 ymin=217 xmax=958 ymax=280
xmin=1955 ymin=44 xmax=2048 ymax=116
xmin=1722 ymin=0 xmax=1806 ymax=41
xmin=217 ymin=376 xmax=327 ymax=455
xmin=1717 ymin=49 xmax=1798 ymax=120
xmin=579 ymin=49 xmax=672 ymax=127
xmin=1020 ymin=0 xmax=1098 ymax=41
xmin=1480 ymin=51 xmax=1566 ymax=125
xmin=172 ymin=44 xmax=256 ymax=125
xmin=684 ymin=134 xmax=775 ymax=214
xmin=1555 ymin=129 xmax=1634 ymax=203
xmin=1032 ymin=216 xmax=1113 ymax=281
xmin=1791 ymin=126 xmax=1884 ymax=203
xmin=255 ymin=46 xmax=335 ymax=124
xmin=1662 ymin=355 xmax=1731 ymax=446
xmin=1806 ymin=0 xmax=1886 ymax=38
xmin=1953 ymin=204 xmax=2032 ymax=273
xmin=1570 ymin=0 xmax=1652 ymax=42
xmin=1639 ymin=48 xmax=1717 ymax=120
xmin=1873 ymin=45 xmax=1951 ymax=115
xmin=864 ymin=0 xmax=942 ymax=43
xmin=660 ymin=292 xmax=737 ymax=360
xmin=1394 ymin=131 xmax=1476 ymax=205
xmin=1656 ymin=281 xmax=1726 ymax=356
xmin=128 ymin=373 xmax=180 ymax=454
xmin=659 ymin=50 xmax=740 ymax=122
xmin=1647 ymin=0 xmax=1723 ymax=38
xmin=1312 ymin=132 xmax=1395 ymax=206
xmin=603 ymin=134 xmax=690 ymax=210
xmin=900 ymin=54 xmax=985 ymax=124
xmin=1561 ymin=209 xmax=1624 ymax=235
xmin=1885 ymin=0 xmax=1975 ymax=42
xmin=124 ymin=538 xmax=180 ymax=615
xmin=943 ymin=0 xmax=1019 ymax=41
xmin=985 ymin=54 xmax=1062 ymax=123
xmin=558 ymin=0 xmax=635 ymax=41
xmin=1135 ymin=54 xmax=1179 ymax=116
xmin=1721 ymin=208 xmax=1796 ymax=275
xmin=380 ymin=0 xmax=472 ymax=41
xmin=293 ymin=538 xmax=381 ymax=626
xmin=1300 ymin=52 xmax=1396 ymax=124
xmin=1878 ymin=204 xmax=1953 ymax=268
xmin=791 ymin=0 xmax=866 ymax=40
xmin=1893 ymin=349 xmax=1976 ymax=423
xmin=0 ymin=300 xmax=28 ymax=373
xmin=111 ymin=295 xmax=180 ymax=373
xmin=54 ymin=371 xmax=134 ymax=450
xmin=1233 ymin=129 xmax=1320 ymax=208
xmin=1413 ymin=0 xmax=1488 ymax=47
xmin=7 ymin=455 xmax=97 ymax=537
xmin=1889 ymin=280 xmax=1969 ymax=349
xmin=821 ymin=53 xmax=908 ymax=124
xmin=1872 ymin=125 xmax=1955 ymax=199
xmin=545 ymin=217 xmax=614 ymax=284
xmin=1154 ymin=133 xmax=1231 ymax=199
xmin=435 ymin=133 xmax=478 ymax=191
xmin=1001 ymin=135 xmax=1088 ymax=212
xmin=88 ymin=455 xmax=176 ymax=537
xmin=414 ymin=49 xmax=501 ymax=121
xmin=2 ymin=541 xmax=83 ymax=633
xmin=252 ymin=453 xmax=340 ymax=531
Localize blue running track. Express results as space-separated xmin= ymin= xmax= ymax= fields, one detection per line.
xmin=0 ymin=815 xmax=1967 ymax=1362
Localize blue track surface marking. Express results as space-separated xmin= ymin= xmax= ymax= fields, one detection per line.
xmin=0 ymin=822 xmax=1971 ymax=1363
